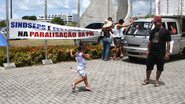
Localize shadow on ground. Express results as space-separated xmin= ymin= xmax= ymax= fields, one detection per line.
xmin=122 ymin=54 xmax=185 ymax=65
xmin=148 ymin=79 xmax=165 ymax=85
xmin=72 ymin=86 xmax=92 ymax=93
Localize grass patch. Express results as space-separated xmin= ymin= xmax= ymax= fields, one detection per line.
xmin=9 ymin=39 xmax=74 ymax=47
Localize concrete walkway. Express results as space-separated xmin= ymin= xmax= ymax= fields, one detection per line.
xmin=0 ymin=58 xmax=185 ymax=104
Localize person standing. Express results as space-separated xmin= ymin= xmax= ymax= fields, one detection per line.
xmin=112 ymin=19 xmax=133 ymax=60
xmin=112 ymin=19 xmax=125 ymax=60
xmin=142 ymin=16 xmax=171 ymax=87
xmin=101 ymin=19 xmax=113 ymax=61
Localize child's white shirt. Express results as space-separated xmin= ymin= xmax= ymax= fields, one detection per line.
xmin=75 ymin=52 xmax=86 ymax=67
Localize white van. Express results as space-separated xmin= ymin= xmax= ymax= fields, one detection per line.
xmin=124 ymin=17 xmax=185 ymax=60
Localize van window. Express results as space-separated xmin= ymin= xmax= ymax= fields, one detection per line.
xmin=126 ymin=22 xmax=152 ymax=36
xmin=167 ymin=22 xmax=177 ymax=35
xmin=162 ymin=22 xmax=166 ymax=29
xmin=182 ymin=18 xmax=185 ymax=37
xmin=182 ymin=18 xmax=185 ymax=32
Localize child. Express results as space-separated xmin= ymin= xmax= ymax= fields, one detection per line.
xmin=70 ymin=44 xmax=91 ymax=92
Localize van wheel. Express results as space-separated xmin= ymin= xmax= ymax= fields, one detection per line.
xmin=128 ymin=56 xmax=137 ymax=61
xmin=98 ymin=37 xmax=104 ymax=44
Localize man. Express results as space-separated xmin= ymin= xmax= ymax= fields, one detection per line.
xmin=142 ymin=16 xmax=171 ymax=87
xmin=112 ymin=19 xmax=125 ymax=60
xmin=112 ymin=19 xmax=134 ymax=60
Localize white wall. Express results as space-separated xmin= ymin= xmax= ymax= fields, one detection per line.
xmin=156 ymin=0 xmax=185 ymax=16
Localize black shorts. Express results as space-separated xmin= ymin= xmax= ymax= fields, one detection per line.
xmin=120 ymin=39 xmax=125 ymax=46
xmin=146 ymin=52 xmax=165 ymax=71
xmin=113 ymin=37 xmax=121 ymax=47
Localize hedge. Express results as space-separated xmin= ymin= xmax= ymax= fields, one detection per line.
xmin=0 ymin=45 xmax=114 ymax=67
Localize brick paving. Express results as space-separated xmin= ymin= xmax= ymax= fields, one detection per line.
xmin=0 ymin=57 xmax=185 ymax=104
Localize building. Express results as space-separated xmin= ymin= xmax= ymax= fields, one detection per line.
xmin=80 ymin=0 xmax=117 ymax=27
xmin=117 ymin=0 xmax=129 ymax=21
xmin=37 ymin=13 xmax=78 ymax=23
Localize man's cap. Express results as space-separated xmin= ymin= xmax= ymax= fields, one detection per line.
xmin=153 ymin=16 xmax=162 ymax=22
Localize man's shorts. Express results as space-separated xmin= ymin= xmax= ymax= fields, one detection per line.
xmin=77 ymin=65 xmax=87 ymax=77
xmin=113 ymin=37 xmax=121 ymax=47
xmin=120 ymin=39 xmax=125 ymax=46
xmin=146 ymin=52 xmax=165 ymax=71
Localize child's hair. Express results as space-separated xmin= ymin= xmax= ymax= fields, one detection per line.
xmin=77 ymin=43 xmax=85 ymax=51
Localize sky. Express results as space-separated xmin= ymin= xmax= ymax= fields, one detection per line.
xmin=132 ymin=0 xmax=155 ymax=16
xmin=0 ymin=0 xmax=155 ymax=20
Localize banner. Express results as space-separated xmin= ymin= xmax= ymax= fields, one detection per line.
xmin=9 ymin=19 xmax=101 ymax=39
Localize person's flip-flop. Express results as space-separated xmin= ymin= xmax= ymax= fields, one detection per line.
xmin=142 ymin=80 xmax=149 ymax=85
xmin=154 ymin=82 xmax=160 ymax=87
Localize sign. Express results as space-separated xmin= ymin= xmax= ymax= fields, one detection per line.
xmin=9 ymin=19 xmax=101 ymax=39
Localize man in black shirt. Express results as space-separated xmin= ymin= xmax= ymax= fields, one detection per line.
xmin=142 ymin=16 xmax=171 ymax=87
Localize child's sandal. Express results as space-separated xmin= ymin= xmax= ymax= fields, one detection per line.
xmin=72 ymin=82 xmax=76 ymax=91
xmin=85 ymin=87 xmax=92 ymax=92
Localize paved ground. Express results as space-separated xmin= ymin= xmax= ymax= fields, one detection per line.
xmin=0 ymin=57 xmax=185 ymax=104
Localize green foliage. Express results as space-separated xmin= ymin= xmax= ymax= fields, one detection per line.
xmin=144 ymin=13 xmax=155 ymax=18
xmin=85 ymin=45 xmax=103 ymax=59
xmin=0 ymin=45 xmax=104 ymax=67
xmin=0 ymin=20 xmax=6 ymax=28
xmin=66 ymin=22 xmax=78 ymax=27
xmin=50 ymin=17 xmax=65 ymax=25
xmin=0 ymin=49 xmax=6 ymax=66
xmin=22 ymin=16 xmax=37 ymax=20
xmin=12 ymin=52 xmax=32 ymax=67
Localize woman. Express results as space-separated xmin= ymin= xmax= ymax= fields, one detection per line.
xmin=101 ymin=19 xmax=113 ymax=61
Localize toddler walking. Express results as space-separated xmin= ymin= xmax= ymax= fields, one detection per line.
xmin=70 ymin=45 xmax=91 ymax=92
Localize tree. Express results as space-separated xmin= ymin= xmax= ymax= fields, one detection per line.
xmin=66 ymin=22 xmax=78 ymax=27
xmin=144 ymin=13 xmax=154 ymax=18
xmin=22 ymin=16 xmax=37 ymax=20
xmin=0 ymin=20 xmax=6 ymax=27
xmin=22 ymin=16 xmax=29 ymax=20
xmin=50 ymin=17 xmax=64 ymax=25
xmin=28 ymin=16 xmax=37 ymax=20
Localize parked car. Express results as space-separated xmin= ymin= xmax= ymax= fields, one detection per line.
xmin=74 ymin=22 xmax=116 ymax=46
xmin=74 ymin=22 xmax=104 ymax=45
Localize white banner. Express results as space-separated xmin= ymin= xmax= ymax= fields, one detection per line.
xmin=9 ymin=19 xmax=101 ymax=39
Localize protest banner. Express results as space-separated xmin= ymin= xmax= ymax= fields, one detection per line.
xmin=9 ymin=19 xmax=101 ymax=39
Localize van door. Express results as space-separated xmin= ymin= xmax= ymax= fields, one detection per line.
xmin=180 ymin=18 xmax=185 ymax=53
xmin=167 ymin=21 xmax=181 ymax=55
